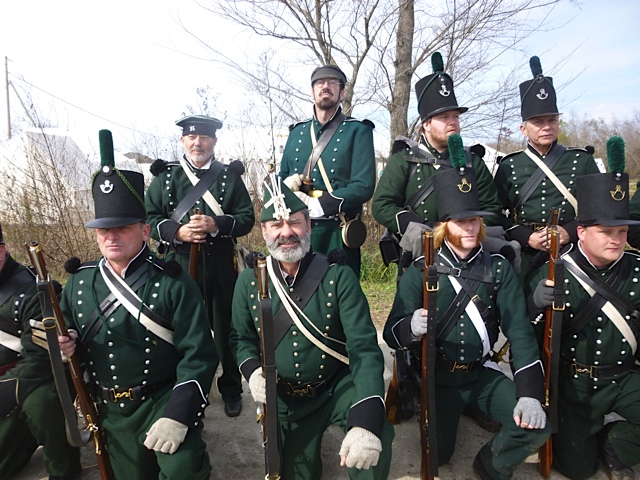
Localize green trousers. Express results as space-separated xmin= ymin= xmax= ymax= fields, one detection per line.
xmin=435 ymin=366 xmax=551 ymax=480
xmin=277 ymin=372 xmax=394 ymax=480
xmin=553 ymin=370 xmax=640 ymax=480
xmin=0 ymin=382 xmax=81 ymax=478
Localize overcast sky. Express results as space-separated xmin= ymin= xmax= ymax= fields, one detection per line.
xmin=1 ymin=0 xmax=638 ymax=157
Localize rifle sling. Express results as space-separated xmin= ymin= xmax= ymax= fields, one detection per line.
xmin=514 ymin=143 xmax=566 ymax=214
xmin=38 ymin=283 xmax=91 ymax=447
xmin=547 ymin=262 xmax=565 ymax=433
xmin=562 ymin=258 xmax=638 ymax=337
xmin=303 ymin=112 xmax=346 ymax=178
xmin=81 ymin=264 xmax=154 ymax=344
xmin=271 ymin=254 xmax=330 ymax=347
xmin=170 ymin=160 xmax=225 ymax=222
xmin=0 ymin=268 xmax=33 ymax=306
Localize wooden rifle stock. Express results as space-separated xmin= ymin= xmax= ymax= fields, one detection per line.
xmin=539 ymin=207 xmax=563 ymax=478
xmin=420 ymin=231 xmax=438 ymax=479
xmin=27 ymin=242 xmax=115 ymax=480
xmin=384 ymin=354 xmax=402 ymax=425
xmin=188 ymin=208 xmax=202 ymax=279
xmin=255 ymin=255 xmax=282 ymax=479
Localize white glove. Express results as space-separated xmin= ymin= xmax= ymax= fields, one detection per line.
xmin=144 ymin=417 xmax=188 ymax=454
xmin=294 ymin=191 xmax=324 ymax=218
xmin=283 ymin=174 xmax=305 ymax=192
xmin=410 ymin=308 xmax=428 ymax=338
xmin=398 ymin=222 xmax=432 ymax=260
xmin=339 ymin=427 xmax=382 ymax=470
xmin=513 ymin=397 xmax=546 ymax=429
xmin=249 ymin=368 xmax=266 ymax=404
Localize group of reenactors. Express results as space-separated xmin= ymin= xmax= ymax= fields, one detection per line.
xmin=0 ymin=52 xmax=638 ymax=480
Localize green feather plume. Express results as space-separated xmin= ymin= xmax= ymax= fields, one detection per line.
xmin=529 ymin=56 xmax=542 ymax=77
xmin=448 ymin=134 xmax=466 ymax=169
xmin=431 ymin=52 xmax=444 ymax=73
xmin=606 ymin=136 xmax=625 ymax=174
xmin=99 ymin=129 xmax=114 ymax=167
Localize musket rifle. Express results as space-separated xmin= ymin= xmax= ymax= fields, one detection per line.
xmin=420 ymin=231 xmax=438 ymax=479
xmin=255 ymin=255 xmax=282 ymax=479
xmin=188 ymin=207 xmax=202 ymax=279
xmin=27 ymin=242 xmax=115 ymax=480
xmin=539 ymin=211 xmax=564 ymax=478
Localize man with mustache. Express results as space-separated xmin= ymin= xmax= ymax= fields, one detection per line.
xmin=494 ymin=56 xmax=600 ymax=285
xmin=528 ymin=138 xmax=640 ymax=480
xmin=230 ymin=175 xmax=394 ymax=479
xmin=279 ymin=64 xmax=376 ymax=277
xmin=384 ymin=160 xmax=550 ymax=479
xmin=58 ymin=146 xmax=216 ymax=479
xmin=146 ymin=115 xmax=255 ymax=418
xmin=0 ymin=224 xmax=81 ymax=479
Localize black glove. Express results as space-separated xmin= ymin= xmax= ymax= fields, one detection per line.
xmin=532 ymin=279 xmax=554 ymax=310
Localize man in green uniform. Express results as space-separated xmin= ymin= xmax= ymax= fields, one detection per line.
xmin=384 ymin=160 xmax=550 ymax=479
xmin=58 ymin=145 xmax=216 ymax=480
xmin=495 ymin=56 xmax=600 ymax=285
xmin=146 ymin=115 xmax=255 ymax=417
xmin=230 ymin=175 xmax=394 ymax=479
xmin=372 ymin=52 xmax=511 ymax=266
xmin=279 ymin=64 xmax=375 ymax=277
xmin=529 ymin=138 xmax=640 ymax=480
xmin=0 ymin=225 xmax=81 ymax=479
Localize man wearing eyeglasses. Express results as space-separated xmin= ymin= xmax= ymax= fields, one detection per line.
xmin=278 ymin=64 xmax=376 ymax=277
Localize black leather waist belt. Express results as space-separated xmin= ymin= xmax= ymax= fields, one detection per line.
xmin=278 ymin=365 xmax=346 ymax=400
xmin=436 ymin=354 xmax=489 ymax=373
xmin=97 ymin=378 xmax=174 ymax=403
xmin=519 ymin=222 xmax=548 ymax=231
xmin=561 ymin=357 xmax=636 ymax=379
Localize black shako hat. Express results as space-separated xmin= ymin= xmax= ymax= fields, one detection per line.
xmin=176 ymin=115 xmax=223 ymax=138
xmin=85 ymin=130 xmax=146 ymax=229
xmin=310 ymin=64 xmax=347 ymax=86
xmin=519 ymin=56 xmax=560 ymax=121
xmin=415 ymin=52 xmax=468 ymax=120
xmin=577 ymin=136 xmax=640 ymax=227
xmin=433 ymin=134 xmax=493 ymax=221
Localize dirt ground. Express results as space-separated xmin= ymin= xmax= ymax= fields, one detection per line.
xmin=14 ymin=330 xmax=619 ymax=480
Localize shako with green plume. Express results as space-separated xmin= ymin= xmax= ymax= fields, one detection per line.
xmin=432 ymin=133 xmax=494 ymax=221
xmin=85 ymin=129 xmax=146 ymax=228
xmin=576 ymin=136 xmax=640 ymax=226
xmin=519 ymin=56 xmax=560 ymax=121
xmin=414 ymin=52 xmax=468 ymax=120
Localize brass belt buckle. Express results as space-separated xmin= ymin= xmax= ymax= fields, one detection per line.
xmin=450 ymin=361 xmax=470 ymax=373
xmin=308 ymin=189 xmax=323 ymax=198
xmin=572 ymin=364 xmax=595 ymax=378
xmin=109 ymin=388 xmax=134 ymax=402
xmin=291 ymin=384 xmax=311 ymax=397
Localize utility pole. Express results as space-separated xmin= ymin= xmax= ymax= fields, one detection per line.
xmin=5 ymin=56 xmax=10 ymax=139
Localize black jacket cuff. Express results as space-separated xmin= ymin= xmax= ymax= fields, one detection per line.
xmin=213 ymin=215 xmax=236 ymax=237
xmin=163 ymin=381 xmax=208 ymax=428
xmin=398 ymin=211 xmax=426 ymax=235
xmin=506 ymin=225 xmax=532 ymax=246
xmin=514 ymin=362 xmax=544 ymax=403
xmin=240 ymin=358 xmax=262 ymax=382
xmin=318 ymin=193 xmax=343 ymax=217
xmin=158 ymin=220 xmax=182 ymax=245
xmin=347 ymin=396 xmax=385 ymax=439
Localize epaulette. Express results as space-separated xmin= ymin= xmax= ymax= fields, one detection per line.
xmin=328 ymin=248 xmax=347 ymax=265
xmin=469 ymin=144 xmax=486 ymax=159
xmin=288 ymin=118 xmax=312 ymax=131
xmin=146 ymin=257 xmax=182 ymax=278
xmin=226 ymin=159 xmax=245 ymax=176
xmin=498 ymin=150 xmax=523 ymax=163
xmin=344 ymin=117 xmax=375 ymax=129
xmin=391 ymin=135 xmax=418 ymax=155
xmin=150 ymin=158 xmax=170 ymax=176
xmin=565 ymin=146 xmax=591 ymax=154
xmin=64 ymin=258 xmax=98 ymax=274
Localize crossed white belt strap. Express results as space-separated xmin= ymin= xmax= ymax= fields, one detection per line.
xmin=523 ymin=149 xmax=578 ymax=214
xmin=180 ymin=158 xmax=224 ymax=215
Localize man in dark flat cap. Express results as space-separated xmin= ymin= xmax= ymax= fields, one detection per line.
xmin=146 ymin=115 xmax=255 ymax=417
xmin=279 ymin=64 xmax=375 ymax=277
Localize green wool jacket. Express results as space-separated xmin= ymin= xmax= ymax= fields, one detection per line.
xmin=230 ymin=252 xmax=386 ymax=437
xmin=528 ymin=247 xmax=640 ymax=388
xmin=0 ymin=255 xmax=53 ymax=415
xmin=279 ymin=107 xmax=376 ymax=219
xmin=60 ymin=246 xmax=216 ymax=428
xmin=372 ymin=139 xmax=505 ymax=235
xmin=494 ymin=143 xmax=599 ymax=247
xmin=384 ymin=244 xmax=544 ymax=401
xmin=145 ymin=157 xmax=255 ymax=254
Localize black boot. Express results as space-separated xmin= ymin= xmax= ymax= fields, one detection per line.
xmin=599 ymin=422 xmax=637 ymax=480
